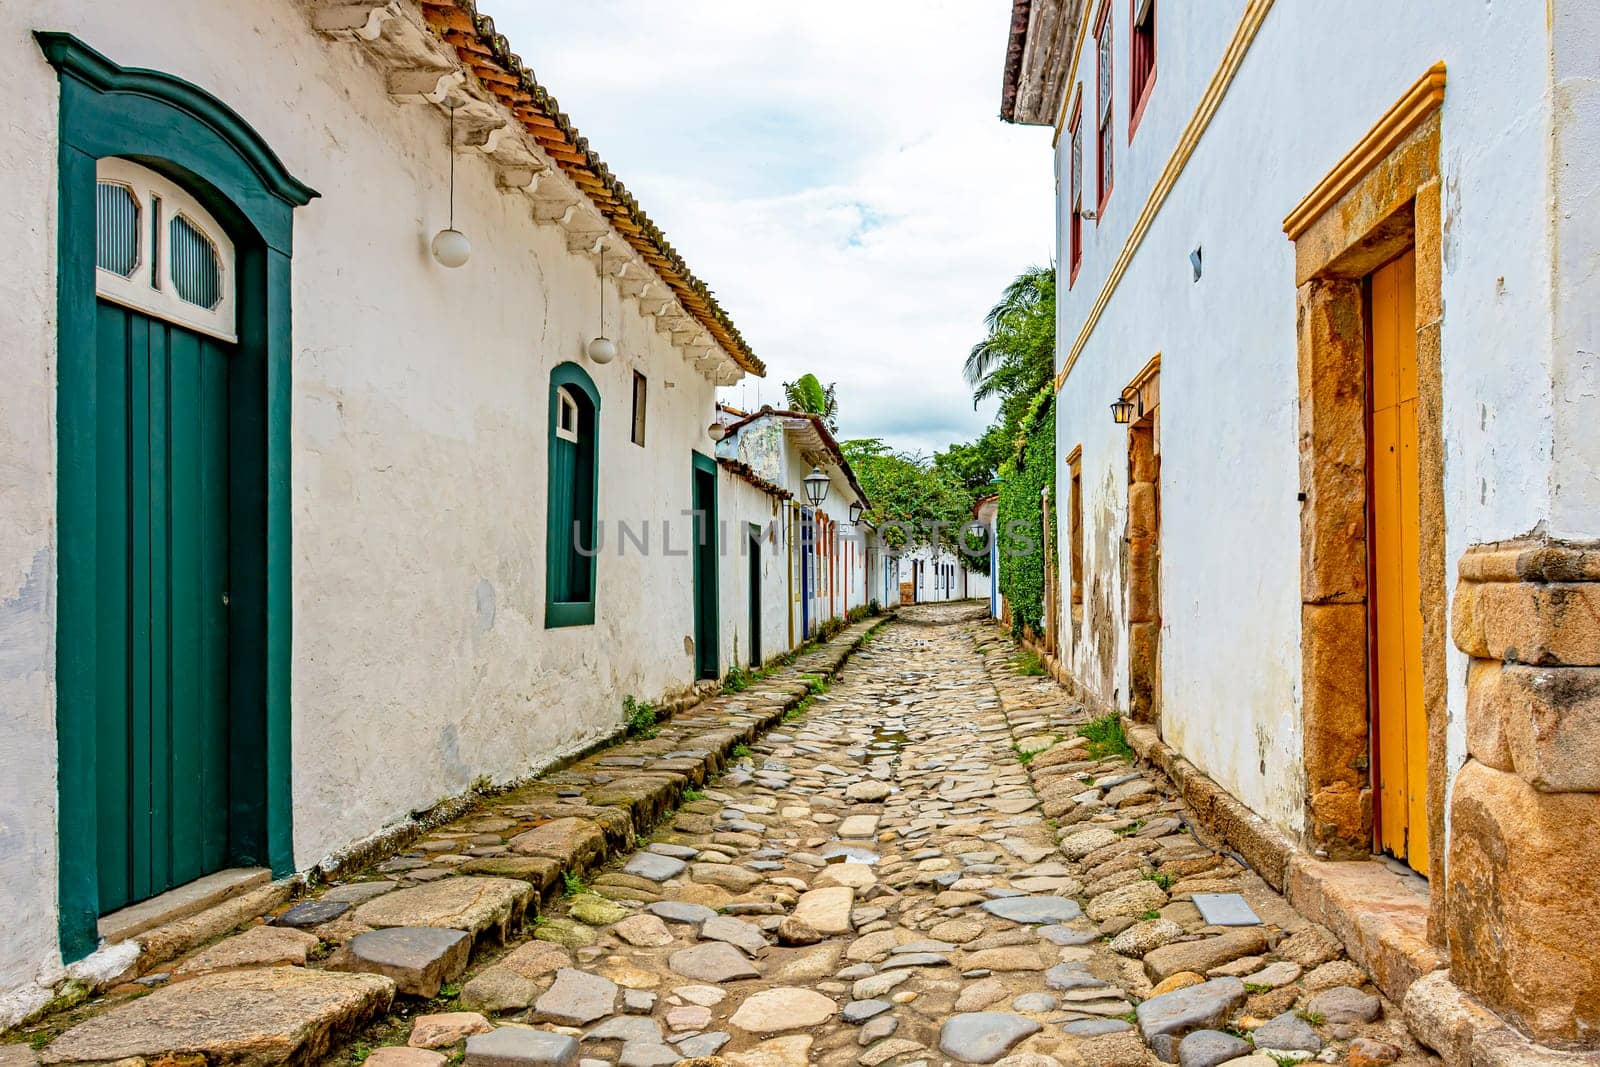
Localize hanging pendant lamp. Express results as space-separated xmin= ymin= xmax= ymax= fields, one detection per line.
xmin=587 ymin=248 xmax=616 ymax=363
xmin=431 ymin=100 xmax=471 ymax=268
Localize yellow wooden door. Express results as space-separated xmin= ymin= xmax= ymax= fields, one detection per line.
xmin=1369 ymin=249 xmax=1429 ymax=874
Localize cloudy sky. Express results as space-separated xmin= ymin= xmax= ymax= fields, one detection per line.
xmin=492 ymin=2 xmax=1056 ymax=456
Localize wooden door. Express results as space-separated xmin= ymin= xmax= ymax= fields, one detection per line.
xmin=748 ymin=524 xmax=762 ymax=666
xmin=94 ymin=300 xmax=232 ymax=913
xmin=692 ymin=457 xmax=719 ymax=679
xmin=1368 ymin=249 xmax=1429 ymax=874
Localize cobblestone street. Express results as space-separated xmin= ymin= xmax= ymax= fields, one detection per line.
xmin=23 ymin=606 xmax=1430 ymax=1067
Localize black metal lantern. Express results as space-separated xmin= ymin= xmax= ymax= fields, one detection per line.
xmin=1110 ymin=393 xmax=1135 ymax=424
xmin=848 ymin=500 xmax=864 ymax=524
xmin=803 ymin=465 xmax=830 ymax=507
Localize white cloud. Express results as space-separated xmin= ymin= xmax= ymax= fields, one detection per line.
xmin=487 ymin=1 xmax=1056 ymax=455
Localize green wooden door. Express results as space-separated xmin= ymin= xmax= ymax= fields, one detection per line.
xmin=94 ymin=299 xmax=232 ymax=913
xmin=692 ymin=456 xmax=719 ymax=679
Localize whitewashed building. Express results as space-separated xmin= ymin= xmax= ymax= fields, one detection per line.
xmin=714 ymin=408 xmax=874 ymax=641
xmin=0 ymin=0 xmax=775 ymax=1026
xmin=1002 ymin=0 xmax=1600 ymax=1055
xmin=896 ymin=544 xmax=985 ymax=605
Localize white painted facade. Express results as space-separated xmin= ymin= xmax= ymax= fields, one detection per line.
xmin=1011 ymin=0 xmax=1600 ymax=840
xmin=0 ymin=0 xmax=772 ymax=1025
xmin=714 ymin=411 xmax=874 ymax=639
xmin=896 ymin=544 xmax=984 ymax=605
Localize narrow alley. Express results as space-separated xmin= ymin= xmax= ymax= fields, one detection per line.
xmin=29 ymin=606 xmax=1422 ymax=1067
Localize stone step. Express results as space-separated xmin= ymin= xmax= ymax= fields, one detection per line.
xmin=97 ymin=867 xmax=272 ymax=943
xmin=39 ymin=968 xmax=394 ymax=1066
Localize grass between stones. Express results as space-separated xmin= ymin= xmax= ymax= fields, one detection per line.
xmin=1076 ymin=712 xmax=1134 ymax=761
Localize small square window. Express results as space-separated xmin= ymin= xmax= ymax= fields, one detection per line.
xmin=631 ymin=371 xmax=647 ymax=446
xmin=556 ymin=386 xmax=580 ymax=442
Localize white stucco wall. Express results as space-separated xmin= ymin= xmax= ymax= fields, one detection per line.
xmin=1047 ymin=0 xmax=1568 ymax=838
xmin=714 ymin=473 xmax=791 ymax=671
xmin=0 ymin=0 xmax=749 ymax=1020
xmin=897 ymin=544 xmax=981 ymax=603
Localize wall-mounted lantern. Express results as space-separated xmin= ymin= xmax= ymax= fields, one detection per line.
xmin=848 ymin=501 xmax=864 ymax=524
xmin=1110 ymin=392 xmax=1136 ymax=424
xmin=708 ymin=421 xmax=727 ymax=442
xmin=803 ymin=466 xmax=829 ymax=507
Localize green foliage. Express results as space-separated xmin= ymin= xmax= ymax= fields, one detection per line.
xmin=623 ymin=695 xmax=659 ymax=739
xmin=1012 ymin=744 xmax=1037 ymax=765
xmin=840 ymin=438 xmax=986 ymax=567
xmin=1076 ymin=713 xmax=1134 ymax=760
xmin=965 ymin=264 xmax=1057 ymax=453
xmin=562 ymin=870 xmax=588 ymax=896
xmin=731 ymin=743 xmax=752 ymax=759
xmin=996 ymin=388 xmax=1056 ymax=635
xmin=1145 ymin=871 xmax=1174 ymax=890
xmin=1139 ymin=910 xmax=1161 ymax=922
xmin=781 ymin=372 xmax=839 ymax=432
xmin=1012 ymin=650 xmax=1047 ymax=676
xmin=682 ymin=786 xmax=704 ymax=802
xmin=1296 ymin=1010 xmax=1326 ymax=1027
xmin=723 ymin=665 xmax=752 ymax=693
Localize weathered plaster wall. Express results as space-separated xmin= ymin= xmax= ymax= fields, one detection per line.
xmin=0 ymin=0 xmax=734 ymax=1021
xmin=714 ymin=474 xmax=791 ymax=671
xmin=1050 ymin=0 xmax=1555 ymax=838
xmin=1548 ymin=0 xmax=1600 ymax=542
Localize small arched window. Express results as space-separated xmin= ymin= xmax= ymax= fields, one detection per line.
xmin=94 ymin=158 xmax=236 ymax=342
xmin=546 ymin=364 xmax=601 ymax=627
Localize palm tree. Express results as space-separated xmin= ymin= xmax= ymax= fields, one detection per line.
xmin=782 ymin=372 xmax=840 ymax=433
xmin=964 ymin=264 xmax=1056 ymax=406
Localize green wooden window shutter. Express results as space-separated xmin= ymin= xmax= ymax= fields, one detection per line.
xmin=546 ymin=364 xmax=601 ymax=627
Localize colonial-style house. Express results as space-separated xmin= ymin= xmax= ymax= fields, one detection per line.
xmin=0 ymin=0 xmax=781 ymax=1026
xmin=714 ymin=408 xmax=874 ymax=641
xmin=896 ymin=544 xmax=985 ymax=605
xmin=1001 ymin=0 xmax=1599 ymax=1057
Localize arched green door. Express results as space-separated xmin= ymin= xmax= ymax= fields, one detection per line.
xmin=91 ymin=161 xmax=237 ymax=912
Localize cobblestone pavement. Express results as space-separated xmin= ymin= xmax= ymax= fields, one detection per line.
xmin=26 ymin=605 xmax=1436 ymax=1067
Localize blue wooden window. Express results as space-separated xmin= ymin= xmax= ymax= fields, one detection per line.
xmin=546 ymin=363 xmax=601 ymax=627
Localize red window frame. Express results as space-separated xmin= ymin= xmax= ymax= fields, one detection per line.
xmin=1094 ymin=1 xmax=1114 ymax=213
xmin=1067 ymin=96 xmax=1084 ymax=285
xmin=1129 ymin=0 xmax=1156 ymax=140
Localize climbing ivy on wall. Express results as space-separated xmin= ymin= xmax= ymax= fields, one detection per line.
xmin=996 ymin=388 xmax=1056 ymax=638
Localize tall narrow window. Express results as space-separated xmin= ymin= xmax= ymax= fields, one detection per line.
xmin=1068 ymin=96 xmax=1084 ymax=283
xmin=546 ymin=364 xmax=601 ymax=627
xmin=1095 ymin=3 xmax=1114 ymax=210
xmin=1130 ymin=0 xmax=1156 ymax=137
xmin=630 ymin=371 xmax=647 ymax=446
xmin=1068 ymin=447 xmax=1085 ymax=617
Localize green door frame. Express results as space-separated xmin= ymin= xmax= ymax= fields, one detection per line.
xmin=691 ymin=452 xmax=720 ymax=679
xmin=38 ymin=33 xmax=316 ymax=961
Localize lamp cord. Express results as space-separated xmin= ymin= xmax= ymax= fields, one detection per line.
xmin=447 ymin=102 xmax=455 ymax=230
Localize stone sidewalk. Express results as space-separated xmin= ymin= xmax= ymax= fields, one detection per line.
xmin=16 ymin=605 xmax=1430 ymax=1067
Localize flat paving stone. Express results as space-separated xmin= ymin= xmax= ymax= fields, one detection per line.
xmin=275 ymin=899 xmax=350 ymax=928
xmin=42 ymin=968 xmax=394 ymax=1066
xmin=624 ymin=852 xmax=687 ymax=882
xmin=534 ymin=967 xmax=618 ymax=1025
xmin=646 ymin=900 xmax=718 ymax=925
xmin=938 ymin=1012 xmax=1042 ymax=1064
xmin=352 ymin=877 xmax=533 ymax=941
xmin=668 ymin=941 xmax=761 ymax=982
xmin=464 ymin=1027 xmax=579 ymax=1067
xmin=334 ymin=926 xmax=472 ymax=998
xmin=979 ymin=895 xmax=1083 ymax=924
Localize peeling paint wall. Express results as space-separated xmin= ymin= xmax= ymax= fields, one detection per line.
xmin=1048 ymin=1 xmax=1565 ymax=840
xmin=0 ymin=0 xmax=748 ymax=1015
